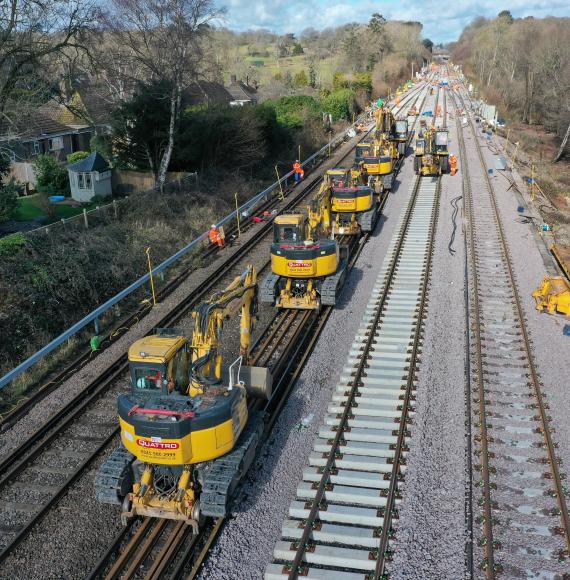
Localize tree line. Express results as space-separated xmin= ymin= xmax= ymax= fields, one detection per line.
xmin=452 ymin=12 xmax=570 ymax=161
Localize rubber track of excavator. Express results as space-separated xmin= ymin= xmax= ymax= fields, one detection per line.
xmin=95 ymin=445 xmax=135 ymax=505
xmin=198 ymin=411 xmax=266 ymax=518
xmin=260 ymin=273 xmax=280 ymax=304
xmin=320 ymin=259 xmax=348 ymax=306
xmin=357 ymin=205 xmax=379 ymax=233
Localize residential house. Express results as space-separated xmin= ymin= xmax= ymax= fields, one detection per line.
xmin=226 ymin=76 xmax=258 ymax=106
xmin=1 ymin=88 xmax=112 ymax=164
xmin=185 ymin=81 xmax=233 ymax=107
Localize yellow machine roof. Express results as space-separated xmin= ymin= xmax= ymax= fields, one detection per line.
xmin=327 ymin=169 xmax=348 ymax=177
xmin=128 ymin=335 xmax=187 ymax=364
xmin=275 ymin=214 xmax=304 ymax=225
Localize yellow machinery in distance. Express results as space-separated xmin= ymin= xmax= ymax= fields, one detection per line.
xmin=354 ymin=106 xmax=398 ymax=193
xmin=324 ymin=168 xmax=379 ymax=235
xmin=95 ymin=265 xmax=271 ymax=531
xmin=414 ymin=126 xmax=449 ymax=175
xmin=533 ymin=276 xmax=570 ymax=317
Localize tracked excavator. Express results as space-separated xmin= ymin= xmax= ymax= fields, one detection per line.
xmin=260 ymin=183 xmax=349 ymax=309
xmin=95 ymin=266 xmax=271 ymax=531
xmin=414 ymin=126 xmax=449 ymax=175
xmin=324 ymin=168 xmax=379 ymax=235
xmin=354 ymin=105 xmax=398 ymax=193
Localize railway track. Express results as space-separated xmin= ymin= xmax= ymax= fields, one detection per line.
xmin=452 ymin=87 xmax=570 ymax=576
xmin=265 ymin=171 xmax=440 ymax=578
xmin=83 ymin=85 xmax=435 ymax=580
xmin=0 ymin=90 xmax=424 ymax=566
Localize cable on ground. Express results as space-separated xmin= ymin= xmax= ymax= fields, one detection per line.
xmin=448 ymin=195 xmax=463 ymax=255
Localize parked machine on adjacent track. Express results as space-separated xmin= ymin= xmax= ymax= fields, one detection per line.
xmin=325 ymin=168 xmax=379 ymax=235
xmin=95 ymin=265 xmax=271 ymax=531
xmin=354 ymin=105 xmax=398 ymax=193
xmin=394 ymin=117 xmax=409 ymax=156
xmin=260 ymin=185 xmax=348 ymax=310
xmin=414 ymin=126 xmax=449 ymax=175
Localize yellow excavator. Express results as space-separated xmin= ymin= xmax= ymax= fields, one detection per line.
xmin=354 ymin=106 xmax=398 ymax=193
xmin=414 ymin=126 xmax=449 ymax=175
xmin=260 ymin=187 xmax=348 ymax=309
xmin=324 ymin=168 xmax=379 ymax=235
xmin=95 ymin=266 xmax=271 ymax=531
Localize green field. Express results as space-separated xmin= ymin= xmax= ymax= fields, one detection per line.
xmin=14 ymin=194 xmax=97 ymax=224
xmin=232 ymin=50 xmax=342 ymax=89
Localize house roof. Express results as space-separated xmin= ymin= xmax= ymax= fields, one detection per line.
xmin=226 ymin=80 xmax=258 ymax=102
xmin=185 ymin=81 xmax=233 ymax=106
xmin=67 ymin=151 xmax=110 ymax=172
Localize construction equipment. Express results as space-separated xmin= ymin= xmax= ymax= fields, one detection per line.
xmin=325 ymin=168 xmax=379 ymax=235
xmin=354 ymin=106 xmax=398 ymax=193
xmin=414 ymin=127 xmax=449 ymax=175
xmin=260 ymin=194 xmax=348 ymax=309
xmin=394 ymin=118 xmax=409 ymax=156
xmin=95 ymin=266 xmax=272 ymax=531
xmin=532 ymin=276 xmax=570 ymax=317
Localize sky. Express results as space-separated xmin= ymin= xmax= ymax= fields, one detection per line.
xmin=221 ymin=0 xmax=570 ymax=44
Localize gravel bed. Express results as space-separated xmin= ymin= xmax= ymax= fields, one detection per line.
xmin=389 ymin=104 xmax=468 ymax=578
xmin=473 ymin=112 xmax=570 ymax=572
xmin=198 ymin=149 xmax=420 ymax=579
xmin=0 ymin=439 xmax=124 ymax=580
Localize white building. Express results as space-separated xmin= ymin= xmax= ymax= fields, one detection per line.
xmin=67 ymin=151 xmax=112 ymax=202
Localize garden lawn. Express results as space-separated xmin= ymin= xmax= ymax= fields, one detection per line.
xmin=14 ymin=194 xmax=97 ymax=223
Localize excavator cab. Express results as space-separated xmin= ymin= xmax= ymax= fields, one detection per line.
xmin=273 ymin=214 xmax=306 ymax=244
xmin=128 ymin=333 xmax=189 ymax=394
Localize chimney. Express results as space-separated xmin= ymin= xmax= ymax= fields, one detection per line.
xmin=230 ymin=75 xmax=237 ymax=84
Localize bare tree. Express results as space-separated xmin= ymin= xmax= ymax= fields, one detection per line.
xmin=100 ymin=0 xmax=221 ymax=189
xmin=0 ymin=0 xmax=97 ymax=126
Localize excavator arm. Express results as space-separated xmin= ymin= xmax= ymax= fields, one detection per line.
xmin=190 ymin=265 xmax=257 ymax=395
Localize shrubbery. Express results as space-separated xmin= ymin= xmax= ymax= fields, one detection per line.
xmin=322 ymin=89 xmax=358 ymax=121
xmin=34 ymin=154 xmax=69 ymax=195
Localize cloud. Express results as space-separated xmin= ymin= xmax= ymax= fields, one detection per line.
xmin=222 ymin=0 xmax=570 ymax=43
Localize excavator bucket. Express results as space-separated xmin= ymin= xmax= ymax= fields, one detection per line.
xmin=532 ymin=276 xmax=570 ymax=316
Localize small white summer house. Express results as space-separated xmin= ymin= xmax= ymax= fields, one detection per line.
xmin=67 ymin=152 xmax=112 ymax=202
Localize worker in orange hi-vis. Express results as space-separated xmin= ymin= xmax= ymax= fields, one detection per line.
xmin=449 ymin=155 xmax=458 ymax=176
xmin=208 ymin=224 xmax=225 ymax=247
xmin=293 ymin=160 xmax=305 ymax=183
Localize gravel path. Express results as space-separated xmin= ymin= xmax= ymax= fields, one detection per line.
xmin=198 ymin=150 xmax=420 ymax=579
xmin=389 ymin=101 xmax=468 ymax=579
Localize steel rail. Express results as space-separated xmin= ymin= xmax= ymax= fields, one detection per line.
xmin=451 ymin=86 xmax=496 ymax=576
xmin=453 ymin=85 xmax=570 ymax=575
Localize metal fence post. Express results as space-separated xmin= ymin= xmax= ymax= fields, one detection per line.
xmin=145 ymin=247 xmax=157 ymax=306
xmin=234 ymin=193 xmax=241 ymax=237
xmin=83 ymin=208 xmax=88 ymax=228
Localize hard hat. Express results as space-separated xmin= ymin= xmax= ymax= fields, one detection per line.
xmin=211 ymin=224 xmax=216 ymax=229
